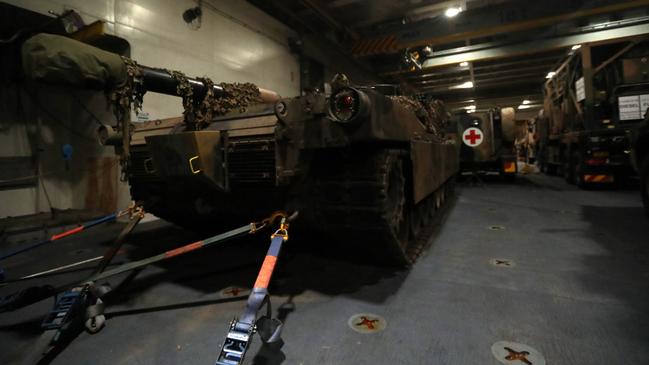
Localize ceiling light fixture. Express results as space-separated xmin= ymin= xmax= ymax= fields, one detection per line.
xmin=518 ymin=105 xmax=531 ymax=110
xmin=445 ymin=7 xmax=462 ymax=17
xmin=459 ymin=61 xmax=469 ymax=67
xmin=545 ymin=71 xmax=556 ymax=79
xmin=571 ymin=44 xmax=582 ymax=50
xmin=522 ymin=99 xmax=531 ymax=105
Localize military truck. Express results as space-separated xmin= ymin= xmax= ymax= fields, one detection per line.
xmin=456 ymin=107 xmax=518 ymax=181
xmin=20 ymin=34 xmax=459 ymax=265
xmin=537 ymin=38 xmax=649 ymax=188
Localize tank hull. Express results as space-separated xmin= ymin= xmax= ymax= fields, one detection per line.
xmin=128 ymin=87 xmax=460 ymax=264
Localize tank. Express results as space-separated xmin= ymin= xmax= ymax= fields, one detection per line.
xmin=20 ymin=33 xmax=459 ymax=265
xmin=127 ymin=78 xmax=459 ymax=264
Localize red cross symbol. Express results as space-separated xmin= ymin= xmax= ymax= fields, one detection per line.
xmin=355 ymin=316 xmax=379 ymax=329
xmin=464 ymin=128 xmax=482 ymax=145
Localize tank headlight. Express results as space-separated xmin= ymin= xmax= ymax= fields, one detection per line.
xmin=328 ymin=87 xmax=369 ymax=123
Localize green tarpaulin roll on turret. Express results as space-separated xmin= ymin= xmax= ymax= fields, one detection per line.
xmin=21 ymin=33 xmax=126 ymax=89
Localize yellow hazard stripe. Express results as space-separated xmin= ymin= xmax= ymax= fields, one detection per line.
xmin=583 ymin=175 xmax=614 ymax=183
xmin=352 ymin=35 xmax=401 ymax=56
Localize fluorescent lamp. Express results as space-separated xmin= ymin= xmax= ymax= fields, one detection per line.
xmin=518 ymin=105 xmax=531 ymax=110
xmin=459 ymin=61 xmax=469 ymax=67
xmin=464 ymin=105 xmax=476 ymax=110
xmin=522 ymin=99 xmax=531 ymax=105
xmin=571 ymin=44 xmax=581 ymax=50
xmin=445 ymin=7 xmax=462 ymax=17
xmin=545 ymin=71 xmax=556 ymax=79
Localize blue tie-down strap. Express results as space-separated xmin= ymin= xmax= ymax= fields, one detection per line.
xmin=83 ymin=213 xmax=117 ymax=230
xmin=0 ymin=212 xmax=118 ymax=262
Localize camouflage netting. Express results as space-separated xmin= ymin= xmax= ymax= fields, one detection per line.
xmin=196 ymin=79 xmax=262 ymax=129
xmin=169 ymin=70 xmax=195 ymax=126
xmin=215 ymin=82 xmax=262 ymax=115
xmin=168 ymin=71 xmax=262 ymax=130
xmin=111 ymin=57 xmax=144 ymax=180
xmin=389 ymin=96 xmax=450 ymax=139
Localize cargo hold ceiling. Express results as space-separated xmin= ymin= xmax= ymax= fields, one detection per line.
xmin=248 ymin=0 xmax=649 ymax=113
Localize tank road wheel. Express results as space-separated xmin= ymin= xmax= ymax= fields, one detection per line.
xmin=565 ymin=149 xmax=576 ymax=184
xmin=574 ymin=151 xmax=587 ymax=189
xmin=309 ymin=148 xmax=442 ymax=266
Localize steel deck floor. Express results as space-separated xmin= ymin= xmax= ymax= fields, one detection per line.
xmin=1 ymin=174 xmax=648 ymax=365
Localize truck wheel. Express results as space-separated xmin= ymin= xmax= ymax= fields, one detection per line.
xmin=565 ymin=150 xmax=576 ymax=184
xmin=574 ymin=151 xmax=585 ymax=189
xmin=558 ymin=150 xmax=567 ymax=178
xmin=501 ymin=171 xmax=516 ymax=183
xmin=641 ymin=157 xmax=649 ymax=217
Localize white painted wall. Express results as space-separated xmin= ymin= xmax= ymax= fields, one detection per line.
xmin=0 ymin=0 xmax=301 ymax=218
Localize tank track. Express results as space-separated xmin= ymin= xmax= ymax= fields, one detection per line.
xmin=128 ymin=145 xmax=455 ymax=264
xmin=307 ymin=148 xmax=454 ymax=265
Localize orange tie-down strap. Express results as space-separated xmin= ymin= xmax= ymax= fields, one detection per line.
xmin=50 ymin=226 xmax=84 ymax=241
xmin=164 ymin=241 xmax=203 ymax=259
xmin=253 ymin=255 xmax=277 ymax=289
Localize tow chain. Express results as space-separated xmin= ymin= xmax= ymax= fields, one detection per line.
xmin=216 ymin=211 xmax=298 ymax=365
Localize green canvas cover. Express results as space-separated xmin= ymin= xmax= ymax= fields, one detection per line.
xmin=21 ymin=33 xmax=127 ymax=89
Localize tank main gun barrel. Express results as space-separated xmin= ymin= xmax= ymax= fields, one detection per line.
xmin=139 ymin=65 xmax=225 ymax=98
xmin=139 ymin=65 xmax=280 ymax=104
